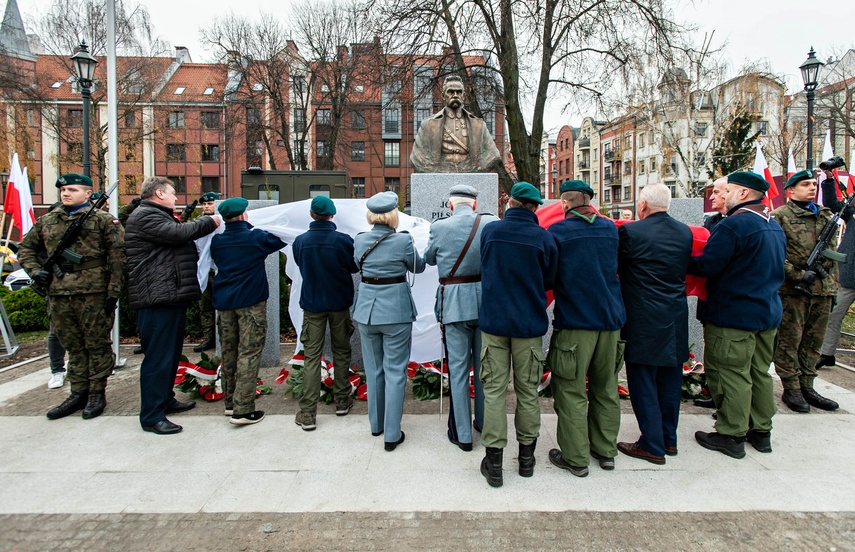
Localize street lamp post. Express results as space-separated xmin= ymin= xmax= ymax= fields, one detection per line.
xmin=71 ymin=41 xmax=98 ymax=178
xmin=799 ymin=47 xmax=824 ymax=171
xmin=0 ymin=170 xmax=8 ymax=204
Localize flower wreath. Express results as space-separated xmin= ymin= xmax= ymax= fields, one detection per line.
xmin=173 ymin=352 xmax=272 ymax=401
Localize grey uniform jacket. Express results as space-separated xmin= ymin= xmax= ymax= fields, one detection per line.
xmin=352 ymin=224 xmax=426 ymax=325
xmin=424 ymin=205 xmax=497 ymax=323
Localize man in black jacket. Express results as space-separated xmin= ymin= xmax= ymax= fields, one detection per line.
xmin=617 ymin=183 xmax=693 ymax=465
xmin=126 ymin=176 xmax=220 ymax=434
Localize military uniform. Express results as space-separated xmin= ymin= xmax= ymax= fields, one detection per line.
xmin=18 ymin=174 xmax=124 ymax=419
xmin=424 ymin=186 xmax=497 ymax=449
xmin=772 ymin=194 xmax=838 ymax=409
xmin=187 ymin=192 xmax=221 ymax=351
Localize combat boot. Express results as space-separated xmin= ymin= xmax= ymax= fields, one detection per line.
xmin=782 ymin=389 xmax=810 ymax=413
xmin=814 ymin=354 xmax=835 ymax=369
xmin=46 ymin=391 xmax=88 ymax=420
xmin=193 ymin=337 xmax=215 ymax=353
xmin=746 ymin=430 xmax=772 ymax=453
xmin=82 ymin=391 xmax=106 ymax=419
xmin=518 ymin=439 xmax=537 ymax=477
xmin=801 ymin=387 xmax=839 ymax=411
xmin=480 ymin=447 xmax=503 ymax=488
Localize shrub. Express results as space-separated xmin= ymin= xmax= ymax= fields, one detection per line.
xmin=0 ymin=286 xmax=49 ymax=332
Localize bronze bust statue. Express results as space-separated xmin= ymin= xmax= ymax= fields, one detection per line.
xmin=410 ymin=75 xmax=502 ymax=173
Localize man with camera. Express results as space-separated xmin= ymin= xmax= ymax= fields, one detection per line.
xmin=772 ymin=169 xmax=840 ymax=412
xmin=817 ymin=156 xmax=854 ymax=374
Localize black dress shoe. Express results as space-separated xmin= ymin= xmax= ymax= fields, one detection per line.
xmin=814 ymin=354 xmax=836 ymax=369
xmin=193 ymin=338 xmax=215 ymax=353
xmin=746 ymin=430 xmax=772 ymax=453
xmin=801 ymin=387 xmax=839 ymax=411
xmin=782 ymin=389 xmax=810 ymax=413
xmin=693 ymin=397 xmax=716 ymax=408
xmin=143 ymin=419 xmax=183 ymax=435
xmin=82 ymin=391 xmax=106 ymax=419
xmin=166 ymin=400 xmax=197 ymax=414
xmin=46 ymin=391 xmax=89 ymax=420
xmin=384 ymin=432 xmax=406 ymax=451
xmin=133 ymin=345 xmax=144 ymax=355
xmin=447 ymin=431 xmax=473 ymax=452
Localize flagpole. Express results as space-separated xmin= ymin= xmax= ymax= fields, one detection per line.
xmin=107 ymin=0 xmax=124 ymax=368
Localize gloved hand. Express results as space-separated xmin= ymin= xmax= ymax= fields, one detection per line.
xmin=33 ymin=270 xmax=51 ymax=287
xmin=104 ymin=295 xmax=118 ymax=316
xmin=131 ymin=197 xmax=142 ymax=207
xmin=181 ymin=200 xmax=198 ymax=220
xmin=800 ymin=270 xmax=817 ymax=288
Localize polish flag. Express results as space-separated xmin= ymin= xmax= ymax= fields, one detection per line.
xmin=2 ymin=153 xmax=35 ymax=237
xmin=787 ymin=148 xmax=796 ymax=180
xmin=817 ymin=130 xmax=841 ymax=203
xmin=752 ymin=142 xmax=778 ymax=205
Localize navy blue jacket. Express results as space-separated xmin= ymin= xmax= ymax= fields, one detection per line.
xmin=479 ymin=207 xmax=558 ymax=338
xmin=687 ymin=201 xmax=786 ymax=331
xmin=211 ymin=220 xmax=286 ymax=311
xmin=549 ymin=210 xmax=625 ymax=332
xmin=292 ymin=220 xmax=358 ymax=312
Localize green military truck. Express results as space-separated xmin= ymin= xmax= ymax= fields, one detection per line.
xmin=240 ymin=168 xmax=348 ymax=203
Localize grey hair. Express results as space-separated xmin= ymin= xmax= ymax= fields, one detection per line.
xmin=640 ymin=183 xmax=671 ymax=210
xmin=448 ymin=196 xmax=475 ymax=208
xmin=140 ymin=176 xmax=173 ymax=199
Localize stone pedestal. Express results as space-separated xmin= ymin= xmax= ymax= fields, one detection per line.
xmin=411 ymin=173 xmax=499 ymax=222
xmin=669 ymin=198 xmax=706 ymax=359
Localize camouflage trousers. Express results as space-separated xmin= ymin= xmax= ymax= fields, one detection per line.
xmin=218 ymin=301 xmax=267 ymax=416
xmin=50 ymin=293 xmax=114 ymax=393
xmin=199 ymin=271 xmax=216 ymax=339
xmin=773 ymin=294 xmax=833 ymax=390
xmin=299 ymin=309 xmax=354 ymax=414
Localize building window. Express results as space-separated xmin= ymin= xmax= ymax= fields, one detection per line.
xmin=414 ymin=69 xmax=433 ymax=99
xmin=384 ymin=178 xmax=400 ymax=194
xmin=624 ymin=135 xmax=632 ymax=149
xmin=384 ymin=141 xmax=400 ymax=167
xmin=639 ymin=161 xmax=645 ymax=174
xmin=624 ymin=187 xmax=631 ymax=200
xmin=757 ymin=121 xmax=768 ymax=135
xmin=68 ymin=109 xmax=83 ymax=128
xmin=317 ymin=109 xmax=331 ymax=126
xmin=416 ymin=108 xmax=432 ymax=132
xmin=354 ymin=84 xmax=364 ymax=94
xmin=124 ymin=174 xmax=137 ymax=194
xmin=27 ymin=109 xmax=37 ymax=127
xmin=650 ymin=157 xmax=657 ymax=172
xmin=317 ymin=141 xmax=327 ymax=158
xmin=638 ymin=133 xmax=645 ymax=148
xmin=293 ymin=75 xmax=307 ymax=95
xmin=201 ymin=111 xmax=220 ymax=129
xmin=168 ymin=176 xmax=187 ymax=193
xmin=604 ymin=189 xmax=611 ymax=202
xmin=668 ymin=154 xmax=678 ymax=175
xmin=695 ymin=122 xmax=707 ymax=136
xmin=614 ymin=138 xmax=620 ymax=151
xmin=124 ymin=141 xmax=136 ymax=161
xmin=247 ymin=107 xmax=261 ymax=126
xmin=351 ymin=141 xmax=365 ymax=161
xmin=384 ymin=108 xmax=400 ymax=133
xmin=483 ymin=110 xmax=495 ymax=136
xmin=124 ymin=110 xmax=136 ymax=128
xmin=167 ymin=111 xmax=185 ymax=128
xmin=247 ymin=140 xmax=263 ymax=166
xmin=666 ymin=182 xmax=676 ymax=197
xmin=203 ymin=87 xmax=215 ymax=95
xmin=352 ymin=111 xmax=366 ymax=130
xmin=201 ymin=177 xmax=220 ymax=193
xmin=201 ymin=144 xmax=220 ymax=162
xmin=352 ymin=177 xmax=365 ymax=198
xmin=294 ymin=108 xmax=307 ymax=133
xmin=167 ymin=143 xmax=186 ymax=161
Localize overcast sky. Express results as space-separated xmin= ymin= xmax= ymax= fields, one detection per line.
xmin=14 ymin=0 xmax=853 ymax=133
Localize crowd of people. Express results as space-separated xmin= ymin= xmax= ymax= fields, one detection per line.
xmin=17 ymin=166 xmax=846 ymax=487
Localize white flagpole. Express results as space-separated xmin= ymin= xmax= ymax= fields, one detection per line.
xmin=107 ymin=0 xmax=124 ymax=367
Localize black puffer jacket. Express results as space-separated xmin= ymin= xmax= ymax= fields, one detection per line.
xmin=125 ymin=200 xmax=218 ymax=309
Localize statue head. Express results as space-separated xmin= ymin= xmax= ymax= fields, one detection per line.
xmin=443 ymin=75 xmax=465 ymax=110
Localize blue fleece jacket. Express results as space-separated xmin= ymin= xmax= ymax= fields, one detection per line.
xmin=211 ymin=220 xmax=286 ymax=311
xmin=687 ymin=201 xmax=786 ymax=331
xmin=292 ymin=220 xmax=359 ymax=312
xmin=479 ymin=207 xmax=558 ymax=338
xmin=549 ymin=212 xmax=625 ymax=331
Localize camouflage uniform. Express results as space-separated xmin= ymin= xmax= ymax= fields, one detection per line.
xmin=18 ymin=206 xmax=125 ymax=394
xmin=218 ymin=301 xmax=267 ymax=415
xmin=771 ymin=201 xmax=837 ymax=390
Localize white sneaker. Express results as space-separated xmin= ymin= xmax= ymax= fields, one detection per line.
xmin=47 ymin=372 xmax=65 ymax=389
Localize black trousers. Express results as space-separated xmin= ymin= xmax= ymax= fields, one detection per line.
xmin=138 ymin=305 xmax=187 ymax=427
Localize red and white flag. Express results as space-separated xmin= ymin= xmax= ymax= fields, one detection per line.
xmin=787 ymin=148 xmax=796 ymax=180
xmin=752 ymin=142 xmax=779 ymax=205
xmin=2 ymin=153 xmax=35 ymax=236
xmin=817 ymin=130 xmax=841 ymax=204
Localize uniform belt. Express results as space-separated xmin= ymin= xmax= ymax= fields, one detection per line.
xmin=439 ymin=274 xmax=481 ymax=285
xmin=361 ymin=275 xmax=406 ymax=285
xmin=60 ymin=259 xmax=107 ymax=273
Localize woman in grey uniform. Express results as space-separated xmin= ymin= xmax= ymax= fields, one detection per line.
xmin=352 ymin=192 xmax=426 ymax=451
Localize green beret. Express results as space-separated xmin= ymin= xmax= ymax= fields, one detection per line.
xmin=311 ymin=196 xmax=336 ymax=216
xmin=785 ymin=169 xmax=815 ymax=189
xmin=90 ymin=192 xmax=104 ymax=201
xmin=218 ymin=197 xmax=248 ymax=219
xmin=727 ymin=171 xmax=768 ymax=193
xmin=366 ymin=191 xmax=399 ymax=213
xmin=199 ymin=192 xmax=221 ymax=203
xmin=559 ymin=179 xmax=594 ymax=198
xmin=56 ymin=173 xmax=92 ymax=188
xmin=510 ymin=182 xmax=543 ymax=205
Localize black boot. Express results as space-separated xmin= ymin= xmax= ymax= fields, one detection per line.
xmin=782 ymin=389 xmax=810 ymax=413
xmin=133 ymin=345 xmax=144 ymax=355
xmin=801 ymin=387 xmax=839 ymax=411
xmin=746 ymin=430 xmax=772 ymax=453
xmin=193 ymin=337 xmax=215 ymax=353
xmin=480 ymin=447 xmax=503 ymax=488
xmin=519 ymin=439 xmax=536 ymax=477
xmin=814 ymin=354 xmax=835 ymax=369
xmin=693 ymin=397 xmax=716 ymax=408
xmin=47 ymin=391 xmax=88 ymax=420
xmin=82 ymin=391 xmax=106 ymax=419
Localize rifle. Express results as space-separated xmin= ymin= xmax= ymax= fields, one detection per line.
xmin=795 ymin=184 xmax=855 ymax=297
xmin=31 ymin=181 xmax=119 ymax=298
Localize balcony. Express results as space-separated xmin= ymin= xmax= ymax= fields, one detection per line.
xmin=579 ymin=160 xmax=589 ymax=170
xmin=604 ymin=175 xmax=621 ymax=185
xmin=578 ymin=137 xmax=591 ymax=149
xmin=604 ymin=150 xmax=614 ymax=161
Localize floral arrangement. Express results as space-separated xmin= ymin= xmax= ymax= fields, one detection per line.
xmin=407 ymin=360 xmax=450 ymax=401
xmin=681 ymin=350 xmax=708 ymax=401
xmin=173 ymin=352 xmax=272 ymax=401
xmin=281 ymin=351 xmax=366 ymax=403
